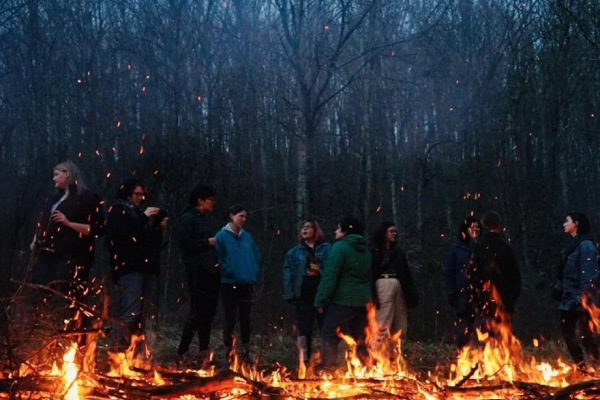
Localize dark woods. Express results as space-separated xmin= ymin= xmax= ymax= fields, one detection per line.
xmin=1 ymin=0 xmax=600 ymax=341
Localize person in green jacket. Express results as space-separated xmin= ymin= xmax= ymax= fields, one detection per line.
xmin=314 ymin=216 xmax=372 ymax=372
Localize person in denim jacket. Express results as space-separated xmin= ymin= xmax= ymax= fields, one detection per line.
xmin=283 ymin=220 xmax=331 ymax=365
xmin=557 ymin=212 xmax=600 ymax=366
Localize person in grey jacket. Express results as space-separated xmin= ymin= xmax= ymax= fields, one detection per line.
xmin=176 ymin=185 xmax=219 ymax=366
xmin=283 ymin=220 xmax=331 ymax=366
xmin=556 ymin=212 xmax=600 ymax=366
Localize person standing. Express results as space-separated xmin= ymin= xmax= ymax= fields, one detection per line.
xmin=555 ymin=213 xmax=600 ymax=366
xmin=176 ymin=185 xmax=220 ymax=366
xmin=30 ymin=161 xmax=105 ymax=330
xmin=31 ymin=161 xmax=105 ymax=289
xmin=106 ymin=179 xmax=167 ymax=351
xmin=314 ymin=216 xmax=372 ymax=373
xmin=215 ymin=205 xmax=260 ymax=364
xmin=469 ymin=211 xmax=521 ymax=333
xmin=444 ymin=217 xmax=481 ymax=350
xmin=370 ymin=221 xmax=418 ymax=359
xmin=283 ymin=220 xmax=331 ymax=365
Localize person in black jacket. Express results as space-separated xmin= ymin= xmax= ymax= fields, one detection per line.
xmin=107 ymin=179 xmax=167 ymax=351
xmin=370 ymin=221 xmax=418 ymax=359
xmin=31 ymin=161 xmax=105 ymax=288
xmin=469 ymin=211 xmax=521 ymax=334
xmin=176 ymin=185 xmax=219 ymax=366
xmin=30 ymin=161 xmax=105 ymax=329
xmin=444 ymin=217 xmax=481 ymax=350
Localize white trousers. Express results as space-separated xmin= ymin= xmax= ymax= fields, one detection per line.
xmin=373 ymin=278 xmax=407 ymax=346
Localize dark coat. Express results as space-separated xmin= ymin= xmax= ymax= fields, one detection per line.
xmin=444 ymin=241 xmax=473 ymax=315
xmin=469 ymin=232 xmax=521 ymax=314
xmin=35 ymin=186 xmax=105 ymax=271
xmin=107 ymin=199 xmax=162 ymax=282
xmin=370 ymin=243 xmax=419 ymax=309
xmin=178 ymin=208 xmax=219 ymax=275
xmin=559 ymin=238 xmax=599 ymax=311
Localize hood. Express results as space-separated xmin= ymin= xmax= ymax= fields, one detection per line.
xmin=341 ymin=234 xmax=367 ymax=251
xmin=223 ymin=222 xmax=245 ymax=237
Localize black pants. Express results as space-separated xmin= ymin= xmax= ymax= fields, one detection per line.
xmin=295 ymin=298 xmax=324 ymax=358
xmin=178 ymin=267 xmax=221 ymax=354
xmin=221 ymin=283 xmax=254 ymax=347
xmin=320 ymin=304 xmax=369 ymax=368
xmin=560 ymin=306 xmax=599 ymax=364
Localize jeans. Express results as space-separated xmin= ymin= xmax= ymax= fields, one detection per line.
xmin=560 ymin=306 xmax=599 ymax=364
xmin=295 ymin=298 xmax=324 ymax=360
xmin=221 ymin=283 xmax=254 ymax=347
xmin=320 ymin=303 xmax=369 ymax=369
xmin=178 ymin=267 xmax=220 ymax=354
xmin=114 ymin=272 xmax=158 ymax=350
xmin=32 ymin=253 xmax=71 ymax=290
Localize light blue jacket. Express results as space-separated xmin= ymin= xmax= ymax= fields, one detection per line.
xmin=215 ymin=223 xmax=261 ymax=284
xmin=560 ymin=239 xmax=599 ymax=311
xmin=282 ymin=242 xmax=331 ymax=300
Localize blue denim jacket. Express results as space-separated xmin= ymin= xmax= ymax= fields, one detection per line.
xmin=283 ymin=242 xmax=331 ymax=300
xmin=559 ymin=239 xmax=599 ymax=311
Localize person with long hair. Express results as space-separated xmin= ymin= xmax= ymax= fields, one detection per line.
xmin=314 ymin=216 xmax=372 ymax=373
xmin=555 ymin=212 xmax=599 ymax=366
xmin=370 ymin=221 xmax=419 ymax=359
xmin=31 ymin=161 xmax=105 ymax=288
xmin=215 ymin=205 xmax=260 ymax=365
xmin=444 ymin=217 xmax=481 ymax=350
xmin=283 ymin=220 xmax=331 ymax=366
xmin=107 ymin=179 xmax=167 ymax=351
xmin=469 ymin=211 xmax=521 ymax=334
xmin=177 ymin=185 xmax=220 ymax=367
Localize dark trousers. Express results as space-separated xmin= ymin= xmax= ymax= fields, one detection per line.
xmin=454 ymin=312 xmax=475 ymax=350
xmin=32 ymin=253 xmax=71 ymax=290
xmin=221 ymin=283 xmax=254 ymax=347
xmin=320 ymin=304 xmax=369 ymax=369
xmin=560 ymin=307 xmax=599 ymax=364
xmin=178 ymin=267 xmax=220 ymax=354
xmin=295 ymin=298 xmax=324 ymax=360
xmin=114 ymin=272 xmax=158 ymax=351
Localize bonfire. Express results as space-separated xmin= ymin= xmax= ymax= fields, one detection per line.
xmin=2 ymin=279 xmax=600 ymax=400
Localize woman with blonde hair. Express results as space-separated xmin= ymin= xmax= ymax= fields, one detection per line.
xmin=31 ymin=161 xmax=105 ymax=290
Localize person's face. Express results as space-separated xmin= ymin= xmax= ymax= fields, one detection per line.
xmin=335 ymin=224 xmax=345 ymax=240
xmin=128 ymin=185 xmax=146 ymax=207
xmin=467 ymin=222 xmax=481 ymax=239
xmin=53 ymin=169 xmax=70 ymax=190
xmin=385 ymin=225 xmax=398 ymax=244
xmin=198 ymin=197 xmax=215 ymax=212
xmin=301 ymin=222 xmax=316 ymax=241
xmin=564 ymin=216 xmax=578 ymax=235
xmin=230 ymin=210 xmax=247 ymax=229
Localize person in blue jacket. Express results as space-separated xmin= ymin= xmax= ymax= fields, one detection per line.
xmin=283 ymin=220 xmax=331 ymax=365
xmin=215 ymin=205 xmax=260 ymax=363
xmin=444 ymin=217 xmax=481 ymax=350
xmin=556 ymin=212 xmax=600 ymax=366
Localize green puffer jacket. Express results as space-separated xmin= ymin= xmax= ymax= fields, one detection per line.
xmin=314 ymin=234 xmax=372 ymax=308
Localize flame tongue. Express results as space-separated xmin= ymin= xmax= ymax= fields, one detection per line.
xmin=63 ymin=343 xmax=80 ymax=400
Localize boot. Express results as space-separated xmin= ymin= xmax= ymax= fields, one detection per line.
xmin=297 ymin=336 xmax=309 ymax=363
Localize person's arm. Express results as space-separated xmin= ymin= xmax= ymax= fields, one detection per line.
xmin=215 ymin=232 xmax=230 ymax=278
xmin=282 ymin=250 xmax=295 ymax=300
xmin=504 ymin=245 xmax=521 ymax=306
xmin=314 ymin=243 xmax=343 ymax=308
xmin=397 ymin=248 xmax=419 ymax=308
xmin=51 ymin=211 xmax=91 ymax=236
xmin=179 ymin=215 xmax=213 ymax=252
xmin=578 ymin=242 xmax=599 ymax=301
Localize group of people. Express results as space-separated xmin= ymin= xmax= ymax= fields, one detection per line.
xmin=27 ymin=161 xmax=600 ymax=372
xmin=444 ymin=211 xmax=600 ymax=368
